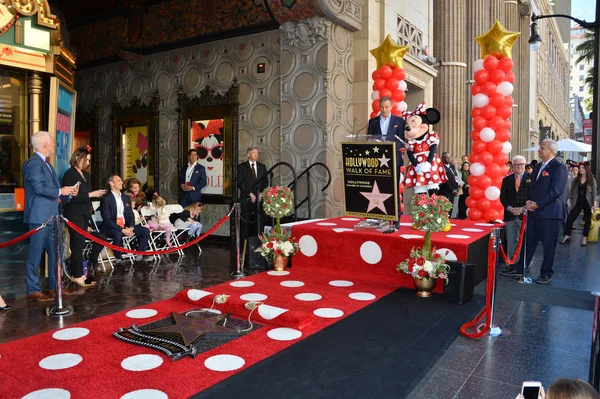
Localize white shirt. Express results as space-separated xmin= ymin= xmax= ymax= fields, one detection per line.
xmin=536 ymin=157 xmax=554 ymax=180
xmin=379 ymin=115 xmax=391 ymax=138
xmin=185 ymin=162 xmax=197 ymax=190
xmin=112 ymin=191 xmax=124 ymax=218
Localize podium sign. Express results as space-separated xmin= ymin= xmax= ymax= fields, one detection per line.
xmin=342 ymin=141 xmax=398 ymax=221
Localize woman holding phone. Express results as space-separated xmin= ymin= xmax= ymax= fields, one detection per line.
xmin=62 ymin=145 xmax=106 ymax=287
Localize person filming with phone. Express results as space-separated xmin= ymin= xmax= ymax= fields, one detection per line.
xmin=62 ymin=145 xmax=106 ymax=287
xmin=516 ymin=378 xmax=600 ymax=399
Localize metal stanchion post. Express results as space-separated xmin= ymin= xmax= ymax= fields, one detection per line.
xmin=231 ymin=203 xmax=246 ymax=279
xmin=49 ymin=215 xmax=71 ymax=316
xmin=517 ymin=210 xmax=532 ymax=284
xmin=488 ymin=226 xmax=508 ymax=337
xmin=589 ymin=291 xmax=600 ymax=390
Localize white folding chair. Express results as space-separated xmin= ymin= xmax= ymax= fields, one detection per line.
xmin=140 ymin=206 xmax=174 ymax=260
xmin=93 ymin=209 xmax=134 ymax=265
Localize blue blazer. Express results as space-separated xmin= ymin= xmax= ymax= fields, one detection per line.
xmin=179 ymin=163 xmax=207 ymax=203
xmin=99 ymin=192 xmax=136 ymax=234
xmin=23 ymin=154 xmax=68 ymax=224
xmin=367 ymin=114 xmax=406 ymax=166
xmin=528 ymin=158 xmax=568 ymax=220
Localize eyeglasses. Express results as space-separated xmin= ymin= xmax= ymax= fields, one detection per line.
xmin=196 ymin=144 xmax=223 ymax=160
xmin=513 ymin=163 xmax=525 ymax=166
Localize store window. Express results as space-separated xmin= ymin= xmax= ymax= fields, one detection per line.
xmin=0 ymin=69 xmax=27 ymax=211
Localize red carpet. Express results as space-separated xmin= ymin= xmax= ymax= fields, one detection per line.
xmin=0 ymin=269 xmax=401 ymax=399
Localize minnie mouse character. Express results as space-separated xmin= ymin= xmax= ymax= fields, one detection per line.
xmin=403 ymin=102 xmax=448 ymax=194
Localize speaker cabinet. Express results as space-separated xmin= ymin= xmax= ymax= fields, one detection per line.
xmin=247 ymin=237 xmax=268 ymax=270
xmin=443 ymin=261 xmax=475 ymax=304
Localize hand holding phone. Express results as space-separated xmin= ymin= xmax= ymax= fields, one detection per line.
xmin=521 ymin=381 xmax=543 ymax=399
xmin=74 ymin=181 xmax=81 ymax=187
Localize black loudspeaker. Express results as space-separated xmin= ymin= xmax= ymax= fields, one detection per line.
xmin=247 ymin=237 xmax=268 ymax=270
xmin=443 ymin=261 xmax=475 ymax=304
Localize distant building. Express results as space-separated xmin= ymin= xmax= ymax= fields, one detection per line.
xmin=569 ymin=25 xmax=593 ymax=117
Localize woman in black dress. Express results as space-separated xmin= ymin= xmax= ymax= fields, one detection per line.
xmin=561 ymin=162 xmax=598 ymax=246
xmin=62 ymin=146 xmax=106 ymax=287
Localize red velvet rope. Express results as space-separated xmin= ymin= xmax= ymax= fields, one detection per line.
xmin=62 ymin=207 xmax=233 ymax=256
xmin=0 ymin=225 xmax=45 ymax=248
xmin=499 ymin=212 xmax=527 ymax=265
xmin=460 ymin=235 xmax=496 ymax=338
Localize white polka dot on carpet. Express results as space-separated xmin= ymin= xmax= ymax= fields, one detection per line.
xmin=349 ymin=292 xmax=376 ymax=301
xmin=126 ymin=309 xmax=158 ymax=319
xmin=39 ymin=353 xmax=82 ymax=370
xmin=360 ymin=241 xmax=382 ymax=264
xmin=399 ymin=234 xmax=423 ymax=239
xmin=341 ymin=217 xmax=360 ymax=221
xmin=187 ymin=289 xmax=213 ymax=301
xmin=299 ymin=235 xmax=318 ymax=257
xmin=22 ymin=388 xmax=71 ymax=399
xmin=229 ymin=280 xmax=255 ymax=287
xmin=446 ymin=234 xmax=471 ymax=239
xmin=329 ymin=280 xmax=354 ymax=287
xmin=317 ymin=222 xmax=337 ymax=226
xmin=295 ymin=293 xmax=322 ymax=301
xmin=204 ymin=354 xmax=245 ymax=372
xmin=313 ymin=308 xmax=344 ymax=318
xmin=120 ymin=389 xmax=168 ymax=399
xmin=435 ymin=248 xmax=457 ymax=261
xmin=333 ymin=228 xmax=354 ymax=233
xmin=462 ymin=228 xmax=484 ymax=232
xmin=267 ymin=328 xmax=303 ymax=341
xmin=267 ymin=270 xmax=290 ymax=276
xmin=121 ymin=354 xmax=163 ymax=371
xmin=52 ymin=327 xmax=90 ymax=341
xmin=257 ymin=304 xmax=288 ymax=320
xmin=240 ymin=293 xmax=268 ymax=301
xmin=280 ymin=280 xmax=304 ymax=287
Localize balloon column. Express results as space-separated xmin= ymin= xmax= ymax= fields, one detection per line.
xmin=369 ymin=35 xmax=409 ymax=213
xmin=466 ymin=21 xmax=520 ymax=222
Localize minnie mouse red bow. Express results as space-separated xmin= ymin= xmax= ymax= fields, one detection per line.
xmin=402 ymin=102 xmax=427 ymax=118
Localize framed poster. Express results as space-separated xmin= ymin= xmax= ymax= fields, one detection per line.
xmin=48 ymin=77 xmax=76 ymax=183
xmin=191 ymin=119 xmax=224 ymax=195
xmin=122 ymin=125 xmax=151 ymax=190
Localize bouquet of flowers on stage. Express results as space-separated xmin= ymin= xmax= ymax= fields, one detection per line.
xmin=397 ymin=194 xmax=452 ymax=296
xmin=255 ymin=186 xmax=300 ymax=270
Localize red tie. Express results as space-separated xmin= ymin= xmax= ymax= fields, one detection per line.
xmin=46 ymin=157 xmax=50 ymax=163
xmin=251 ymin=163 xmax=257 ymax=180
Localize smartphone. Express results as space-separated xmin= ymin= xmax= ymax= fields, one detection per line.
xmin=74 ymin=181 xmax=81 ymax=187
xmin=521 ymin=381 xmax=542 ymax=399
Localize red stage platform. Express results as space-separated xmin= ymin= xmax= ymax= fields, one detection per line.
xmin=291 ymin=216 xmax=495 ymax=293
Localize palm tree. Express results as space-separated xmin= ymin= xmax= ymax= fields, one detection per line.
xmin=575 ymin=31 xmax=594 ymax=112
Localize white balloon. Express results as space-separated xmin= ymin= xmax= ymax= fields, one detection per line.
xmin=399 ymin=101 xmax=408 ymax=112
xmin=398 ymin=80 xmax=407 ymax=91
xmin=497 ymin=82 xmax=514 ymax=96
xmin=502 ymin=141 xmax=512 ymax=154
xmin=470 ymin=162 xmax=486 ymax=177
xmin=485 ymin=186 xmax=501 ymax=201
xmin=480 ymin=127 xmax=496 ymax=143
xmin=472 ymin=93 xmax=490 ymax=108
xmin=371 ymin=90 xmax=380 ymax=101
xmin=473 ymin=59 xmax=485 ymax=72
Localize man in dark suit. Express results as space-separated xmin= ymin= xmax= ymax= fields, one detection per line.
xmin=179 ymin=149 xmax=207 ymax=208
xmin=499 ymin=155 xmax=531 ymax=273
xmin=100 ymin=174 xmax=151 ymax=262
xmin=238 ymin=146 xmax=268 ymax=239
xmin=23 ymin=131 xmax=79 ymax=302
xmin=508 ymin=140 xmax=568 ymax=284
xmin=438 ymin=152 xmax=460 ymax=215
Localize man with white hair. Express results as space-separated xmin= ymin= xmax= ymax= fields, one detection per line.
xmin=508 ymin=139 xmax=568 ymax=284
xmin=23 ymin=131 xmax=79 ymax=301
xmin=500 ymin=155 xmax=531 ymax=275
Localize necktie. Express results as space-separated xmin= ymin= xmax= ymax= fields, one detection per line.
xmin=251 ymin=163 xmax=257 ymax=180
xmin=46 ymin=157 xmax=50 ymax=163
xmin=515 ymin=174 xmax=521 ymax=191
xmin=537 ymin=163 xmax=546 ymax=180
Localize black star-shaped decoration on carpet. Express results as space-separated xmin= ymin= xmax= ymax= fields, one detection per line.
xmin=145 ymin=312 xmax=237 ymax=346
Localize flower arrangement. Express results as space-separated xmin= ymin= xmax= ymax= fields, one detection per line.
xmin=397 ymin=194 xmax=453 ymax=283
xmin=255 ymin=228 xmax=300 ymax=261
xmin=262 ymin=186 xmax=294 ymax=220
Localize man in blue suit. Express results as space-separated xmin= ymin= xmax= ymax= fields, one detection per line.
xmin=179 ymin=148 xmax=207 ymax=208
xmin=505 ymin=139 xmax=567 ymax=284
xmin=23 ymin=131 xmax=79 ymax=302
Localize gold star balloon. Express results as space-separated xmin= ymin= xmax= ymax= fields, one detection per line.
xmin=370 ymin=35 xmax=409 ymax=69
xmin=475 ymin=20 xmax=520 ymax=59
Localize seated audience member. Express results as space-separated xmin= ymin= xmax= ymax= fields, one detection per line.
xmin=124 ymin=178 xmax=147 ymax=212
xmin=170 ymin=202 xmax=204 ymax=241
xmin=146 ymin=194 xmax=175 ymax=248
xmin=100 ymin=175 xmax=152 ymax=262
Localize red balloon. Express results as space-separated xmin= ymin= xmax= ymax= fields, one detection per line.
xmin=504 ymin=120 xmax=512 ymax=130
xmin=385 ymin=78 xmax=399 ymax=91
xmin=472 ymin=140 xmax=487 ymax=153
xmin=490 ymin=69 xmax=506 ymax=84
xmin=497 ymin=106 xmax=512 ymax=119
xmin=484 ymin=209 xmax=499 ymax=221
xmin=495 ymin=128 xmax=510 ymax=142
xmin=401 ymin=203 xmax=405 ymax=213
xmin=500 ymin=165 xmax=509 ymax=176
xmin=477 ymin=174 xmax=492 ymax=189
xmin=470 ymin=186 xmax=484 ymax=199
xmin=505 ymin=71 xmax=515 ymax=83
xmin=392 ymin=90 xmax=405 ymax=102
xmin=482 ymin=105 xmax=497 ymax=119
xmin=490 ymin=93 xmax=505 ymax=107
xmin=474 ymin=70 xmax=490 ymax=85
xmin=372 ymin=101 xmax=380 ymax=112
xmin=465 ymin=197 xmax=477 ymax=209
xmin=372 ymin=70 xmax=380 ymax=80
xmin=392 ymin=67 xmax=406 ymax=80
xmin=391 ymin=103 xmax=399 ymax=113
xmin=379 ymin=65 xmax=393 ymax=80
xmin=471 ymin=84 xmax=483 ymax=96
xmin=471 ymin=108 xmax=483 ymax=118
xmin=504 ymin=96 xmax=514 ymax=107
xmin=492 ymin=200 xmax=504 ymax=212
xmin=477 ymin=199 xmax=491 ymax=211
xmin=485 ymin=163 xmax=501 ymax=178
xmin=374 ymin=79 xmax=387 ymax=91
xmin=492 ymin=175 xmax=504 ymax=187
xmin=469 ymin=209 xmax=482 ymax=221
xmin=473 ymin=116 xmax=488 ymax=131
xmin=370 ymin=111 xmax=378 ymax=118
xmin=498 ymin=57 xmax=514 ymax=72
xmin=391 ymin=109 xmax=403 ymax=116
xmin=483 ymin=81 xmax=497 ymax=96
xmin=487 ymin=140 xmax=504 ymax=155
xmin=469 ymin=152 xmax=480 ymax=163
xmin=488 ymin=116 xmax=505 ymax=131
xmin=483 ymin=55 xmax=499 ymax=71
xmin=468 ymin=175 xmax=478 ymax=187
xmin=493 ymin=152 xmax=508 ymax=166
xmin=379 ymin=89 xmax=392 ymax=99
xmin=479 ymin=151 xmax=494 ymax=166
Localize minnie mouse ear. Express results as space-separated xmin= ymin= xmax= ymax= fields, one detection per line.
xmin=423 ymin=108 xmax=441 ymax=125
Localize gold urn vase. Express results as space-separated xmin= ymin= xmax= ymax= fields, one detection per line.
xmin=413 ymin=277 xmax=436 ymax=297
xmin=272 ymin=255 xmax=289 ymax=271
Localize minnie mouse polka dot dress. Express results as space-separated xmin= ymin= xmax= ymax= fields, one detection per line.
xmin=404 ymin=131 xmax=448 ymax=188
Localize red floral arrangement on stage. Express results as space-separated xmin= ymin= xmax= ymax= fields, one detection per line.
xmin=255 ymin=228 xmax=300 ymax=261
xmin=396 ymin=194 xmax=452 ymax=282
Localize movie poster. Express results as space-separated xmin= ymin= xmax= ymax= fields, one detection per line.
xmin=123 ymin=126 xmax=151 ymax=190
xmin=55 ymin=84 xmax=74 ymax=182
xmin=190 ymin=119 xmax=224 ymax=195
xmin=341 ymin=142 xmax=398 ymax=221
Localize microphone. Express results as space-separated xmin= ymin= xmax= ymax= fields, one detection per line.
xmin=355 ymin=124 xmax=369 ymax=135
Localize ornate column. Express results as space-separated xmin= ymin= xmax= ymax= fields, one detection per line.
xmin=517 ymin=1 xmax=532 ymax=158
xmin=280 ymin=17 xmax=354 ymax=218
xmin=490 ymin=0 xmax=506 ymax=24
xmin=433 ymin=0 xmax=467 ymax=158
xmin=28 ymin=72 xmax=43 ymax=137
